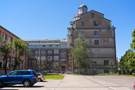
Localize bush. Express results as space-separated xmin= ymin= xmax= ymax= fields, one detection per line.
xmin=97 ymin=72 xmax=119 ymax=75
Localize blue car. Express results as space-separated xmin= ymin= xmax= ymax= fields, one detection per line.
xmin=0 ymin=70 xmax=38 ymax=87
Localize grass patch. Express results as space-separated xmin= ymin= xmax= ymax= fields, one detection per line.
xmin=45 ymin=75 xmax=64 ymax=79
xmin=70 ymin=73 xmax=83 ymax=75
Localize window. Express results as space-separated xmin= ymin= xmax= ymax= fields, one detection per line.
xmin=41 ymin=56 xmax=46 ymax=60
xmin=81 ymin=31 xmax=85 ymax=36
xmin=35 ymin=45 xmax=40 ymax=48
xmin=41 ymin=50 xmax=46 ymax=54
xmin=54 ymin=50 xmax=59 ymax=54
xmin=54 ymin=56 xmax=59 ymax=60
xmin=81 ymin=21 xmax=84 ymax=26
xmin=30 ymin=51 xmax=33 ymax=54
xmin=61 ymin=43 xmax=67 ymax=46
xmin=41 ymin=45 xmax=46 ymax=48
xmin=47 ymin=63 xmax=52 ymax=67
xmin=48 ymin=45 xmax=53 ymax=48
xmin=94 ymin=21 xmax=98 ymax=26
xmin=94 ymin=31 xmax=99 ymax=36
xmin=8 ymin=37 xmax=12 ymax=43
xmin=92 ymin=61 xmax=96 ymax=65
xmin=104 ymin=70 xmax=109 ymax=73
xmin=48 ymin=50 xmax=52 ymax=54
xmin=61 ymin=59 xmax=66 ymax=64
xmin=2 ymin=34 xmax=7 ymax=41
xmin=8 ymin=71 xmax=17 ymax=75
xmin=61 ymin=50 xmax=67 ymax=53
xmin=16 ymin=71 xmax=31 ymax=75
xmin=104 ymin=60 xmax=109 ymax=65
xmin=94 ymin=50 xmax=99 ymax=55
xmin=54 ymin=45 xmax=59 ymax=48
xmin=35 ymin=50 xmax=39 ymax=54
xmin=93 ymin=70 xmax=96 ymax=74
xmin=35 ymin=56 xmax=39 ymax=60
xmin=61 ymin=53 xmax=66 ymax=57
xmin=48 ymin=56 xmax=52 ymax=60
xmin=94 ymin=40 xmax=99 ymax=45
xmin=28 ymin=45 xmax=35 ymax=48
xmin=91 ymin=13 xmax=94 ymax=17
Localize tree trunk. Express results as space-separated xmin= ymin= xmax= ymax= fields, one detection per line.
xmin=13 ymin=49 xmax=18 ymax=70
xmin=4 ymin=59 xmax=7 ymax=75
xmin=130 ymin=71 xmax=132 ymax=75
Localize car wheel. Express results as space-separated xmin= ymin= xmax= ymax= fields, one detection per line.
xmin=23 ymin=80 xmax=31 ymax=87
xmin=0 ymin=80 xmax=3 ymax=86
xmin=38 ymin=78 xmax=41 ymax=82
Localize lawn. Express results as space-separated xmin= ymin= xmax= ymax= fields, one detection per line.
xmin=45 ymin=75 xmax=65 ymax=79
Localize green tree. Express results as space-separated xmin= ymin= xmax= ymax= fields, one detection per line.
xmin=109 ymin=62 xmax=116 ymax=73
xmin=71 ymin=33 xmax=91 ymax=71
xmin=12 ymin=39 xmax=28 ymax=70
xmin=130 ymin=29 xmax=135 ymax=50
xmin=40 ymin=60 xmax=46 ymax=70
xmin=120 ymin=49 xmax=135 ymax=75
xmin=0 ymin=37 xmax=12 ymax=74
xmin=120 ymin=29 xmax=135 ymax=75
xmin=53 ymin=62 xmax=57 ymax=71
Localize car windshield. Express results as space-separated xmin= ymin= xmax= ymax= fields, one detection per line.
xmin=7 ymin=71 xmax=17 ymax=75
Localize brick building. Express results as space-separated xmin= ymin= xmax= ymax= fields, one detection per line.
xmin=25 ymin=39 xmax=71 ymax=72
xmin=67 ymin=5 xmax=116 ymax=74
xmin=0 ymin=25 xmax=32 ymax=75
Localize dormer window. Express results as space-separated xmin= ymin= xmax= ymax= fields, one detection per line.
xmin=82 ymin=22 xmax=84 ymax=26
xmin=91 ymin=13 xmax=94 ymax=17
xmin=94 ymin=21 xmax=98 ymax=26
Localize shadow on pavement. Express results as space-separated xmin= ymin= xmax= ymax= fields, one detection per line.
xmin=0 ymin=85 xmax=44 ymax=88
xmin=1 ymin=89 xmax=18 ymax=90
xmin=41 ymin=81 xmax=48 ymax=82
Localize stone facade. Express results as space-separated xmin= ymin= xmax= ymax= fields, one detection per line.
xmin=67 ymin=5 xmax=116 ymax=74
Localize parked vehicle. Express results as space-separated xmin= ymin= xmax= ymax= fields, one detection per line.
xmin=56 ymin=71 xmax=65 ymax=74
xmin=37 ymin=73 xmax=45 ymax=82
xmin=0 ymin=70 xmax=38 ymax=87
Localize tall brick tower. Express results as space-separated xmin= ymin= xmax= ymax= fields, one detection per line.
xmin=67 ymin=4 xmax=116 ymax=74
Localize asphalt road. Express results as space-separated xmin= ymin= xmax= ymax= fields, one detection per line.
xmin=1 ymin=75 xmax=135 ymax=90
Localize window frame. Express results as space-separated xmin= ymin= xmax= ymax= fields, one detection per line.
xmin=94 ymin=40 xmax=99 ymax=45
xmin=94 ymin=31 xmax=99 ymax=36
xmin=94 ymin=21 xmax=98 ymax=26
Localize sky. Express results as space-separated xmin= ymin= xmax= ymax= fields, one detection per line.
xmin=0 ymin=0 xmax=135 ymax=60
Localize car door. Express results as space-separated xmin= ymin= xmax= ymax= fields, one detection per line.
xmin=4 ymin=71 xmax=17 ymax=83
xmin=15 ymin=71 xmax=25 ymax=83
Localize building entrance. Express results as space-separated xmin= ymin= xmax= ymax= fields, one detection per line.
xmin=61 ymin=66 xmax=65 ymax=71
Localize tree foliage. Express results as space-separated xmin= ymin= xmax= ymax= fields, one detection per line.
xmin=40 ymin=59 xmax=46 ymax=70
xmin=0 ymin=36 xmax=12 ymax=74
xmin=53 ymin=62 xmax=57 ymax=70
xmin=109 ymin=62 xmax=116 ymax=72
xmin=12 ymin=39 xmax=28 ymax=70
xmin=130 ymin=29 xmax=135 ymax=50
xmin=120 ymin=49 xmax=135 ymax=74
xmin=71 ymin=33 xmax=91 ymax=69
xmin=120 ymin=29 xmax=135 ymax=75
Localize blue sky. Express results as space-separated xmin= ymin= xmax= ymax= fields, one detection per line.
xmin=0 ymin=0 xmax=135 ymax=60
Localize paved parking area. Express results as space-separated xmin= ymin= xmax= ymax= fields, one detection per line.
xmin=1 ymin=75 xmax=135 ymax=90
